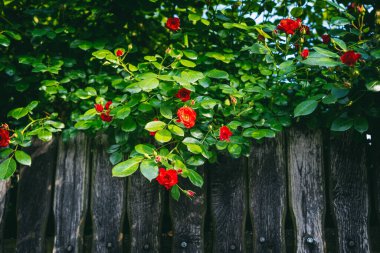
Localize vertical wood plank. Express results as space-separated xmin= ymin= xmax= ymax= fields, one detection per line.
xmin=372 ymin=130 xmax=380 ymax=228
xmin=91 ymin=134 xmax=127 ymax=253
xmin=170 ymin=167 xmax=206 ymax=253
xmin=0 ymin=179 xmax=10 ymax=253
xmin=16 ymin=138 xmax=57 ymax=253
xmin=288 ymin=127 xmax=326 ymax=253
xmin=249 ymin=133 xmax=287 ymax=253
xmin=209 ymin=155 xmax=247 ymax=253
xmin=330 ymin=132 xmax=370 ymax=252
xmin=127 ymin=172 xmax=163 ymax=253
xmin=53 ymin=133 xmax=90 ymax=253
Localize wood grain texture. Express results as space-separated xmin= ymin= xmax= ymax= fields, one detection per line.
xmin=170 ymin=167 xmax=206 ymax=253
xmin=372 ymin=130 xmax=380 ymax=227
xmin=0 ymin=179 xmax=10 ymax=253
xmin=16 ymin=138 xmax=57 ymax=253
xmin=127 ymin=172 xmax=163 ymax=253
xmin=53 ymin=133 xmax=90 ymax=253
xmin=91 ymin=134 xmax=127 ymax=253
xmin=287 ymin=127 xmax=326 ymax=253
xmin=249 ymin=133 xmax=287 ymax=253
xmin=330 ymin=132 xmax=370 ymax=253
xmin=209 ymin=155 xmax=247 ymax=253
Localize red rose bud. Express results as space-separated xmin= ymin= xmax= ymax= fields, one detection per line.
xmin=150 ymin=131 xmax=156 ymax=136
xmin=94 ymin=103 xmax=104 ymax=113
xmin=186 ymin=190 xmax=196 ymax=198
xmin=100 ymin=111 xmax=113 ymax=122
xmin=301 ymin=48 xmax=309 ymax=59
xmin=105 ymin=101 xmax=112 ymax=110
xmin=155 ymin=156 xmax=161 ymax=163
xmin=177 ymin=168 xmax=183 ymax=174
xmin=175 ymin=88 xmax=191 ymax=102
xmin=230 ymin=96 xmax=237 ymax=105
xmin=300 ymin=25 xmax=310 ymax=35
xmin=322 ymin=34 xmax=330 ymax=44
xmin=156 ymin=168 xmax=178 ymax=190
xmin=340 ymin=50 xmax=361 ymax=66
xmin=277 ymin=18 xmax=302 ymax=35
xmin=177 ymin=106 xmax=196 ymax=129
xmin=0 ymin=128 xmax=10 ymax=147
xmin=166 ymin=17 xmax=180 ymax=32
xmin=219 ymin=126 xmax=233 ymax=142
xmin=116 ymin=49 xmax=124 ymax=57
xmin=190 ymin=100 xmax=195 ymax=106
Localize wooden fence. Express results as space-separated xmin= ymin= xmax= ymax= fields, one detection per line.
xmin=0 ymin=127 xmax=379 ymax=253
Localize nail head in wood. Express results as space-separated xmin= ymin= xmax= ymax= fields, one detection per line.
xmin=66 ymin=245 xmax=73 ymax=252
xmin=143 ymin=244 xmax=150 ymax=250
xmin=229 ymin=244 xmax=236 ymax=251
xmin=259 ymin=237 xmax=266 ymax=243
xmin=106 ymin=242 xmax=112 ymax=248
xmin=180 ymin=241 xmax=187 ymax=248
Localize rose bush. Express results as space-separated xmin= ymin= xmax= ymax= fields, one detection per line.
xmin=0 ymin=0 xmax=379 ymax=200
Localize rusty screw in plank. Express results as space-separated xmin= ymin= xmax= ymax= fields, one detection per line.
xmin=229 ymin=243 xmax=236 ymax=251
xmin=348 ymin=240 xmax=355 ymax=248
xmin=259 ymin=237 xmax=266 ymax=244
xmin=143 ymin=244 xmax=150 ymax=250
xmin=66 ymin=245 xmax=73 ymax=252
xmin=180 ymin=241 xmax=188 ymax=248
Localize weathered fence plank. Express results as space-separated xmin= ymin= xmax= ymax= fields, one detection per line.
xmin=249 ymin=133 xmax=287 ymax=253
xmin=0 ymin=179 xmax=10 ymax=253
xmin=372 ymin=130 xmax=380 ymax=228
xmin=288 ymin=127 xmax=326 ymax=253
xmin=330 ymin=132 xmax=370 ymax=253
xmin=91 ymin=134 xmax=127 ymax=253
xmin=170 ymin=167 xmax=206 ymax=253
xmin=209 ymin=155 xmax=247 ymax=253
xmin=53 ymin=133 xmax=90 ymax=253
xmin=127 ymin=172 xmax=163 ymax=253
xmin=16 ymin=138 xmax=57 ymax=253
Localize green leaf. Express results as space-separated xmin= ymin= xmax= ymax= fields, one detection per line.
xmin=183 ymin=50 xmax=198 ymax=60
xmin=155 ymin=129 xmax=172 ymax=143
xmin=180 ymin=59 xmax=196 ymax=68
xmin=331 ymin=117 xmax=354 ymax=131
xmin=366 ymin=81 xmax=380 ymax=92
xmin=187 ymin=169 xmax=204 ymax=188
xmin=332 ymin=38 xmax=347 ymax=51
xmin=37 ymin=129 xmax=52 ymax=142
xmin=136 ymin=78 xmax=159 ymax=91
xmin=251 ymin=129 xmax=275 ymax=140
xmin=92 ymin=49 xmax=113 ymax=59
xmin=242 ymin=43 xmax=270 ymax=54
xmin=186 ymin=144 xmax=203 ymax=154
xmin=74 ymin=120 xmax=92 ymax=130
xmin=145 ymin=121 xmax=166 ymax=132
xmin=0 ymin=158 xmax=16 ymax=179
xmin=26 ymin=101 xmax=39 ymax=111
xmin=4 ymin=31 xmax=21 ymax=40
xmin=302 ymin=57 xmax=341 ymax=67
xmin=331 ymin=17 xmax=350 ymax=26
xmin=0 ymin=34 xmax=10 ymax=47
xmin=168 ymin=124 xmax=184 ymax=137
xmin=170 ymin=184 xmax=180 ymax=201
xmin=354 ymin=117 xmax=368 ymax=133
xmin=313 ymin=47 xmax=340 ymax=58
xmin=109 ymin=152 xmax=123 ymax=165
xmin=294 ymin=100 xmax=318 ymax=117
xmin=291 ymin=7 xmax=303 ymax=17
xmin=121 ymin=118 xmax=137 ymax=132
xmin=205 ymin=69 xmax=229 ymax=79
xmin=112 ymin=157 xmax=143 ymax=177
xmin=135 ymin=144 xmax=155 ymax=155
xmin=140 ymin=160 xmax=159 ymax=182
xmin=15 ymin=150 xmax=31 ymax=166
xmin=8 ymin=107 xmax=29 ymax=120
xmin=160 ymin=105 xmax=172 ymax=119
xmin=0 ymin=148 xmax=13 ymax=159
xmin=115 ymin=105 xmax=131 ymax=119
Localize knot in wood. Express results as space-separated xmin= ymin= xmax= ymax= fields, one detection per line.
xmin=305 ymin=236 xmax=315 ymax=245
xmin=259 ymin=237 xmax=266 ymax=243
xmin=66 ymin=245 xmax=73 ymax=252
xmin=143 ymin=244 xmax=150 ymax=250
xmin=106 ymin=242 xmax=113 ymax=248
xmin=180 ymin=241 xmax=188 ymax=248
xmin=229 ymin=243 xmax=236 ymax=251
xmin=348 ymin=240 xmax=355 ymax=248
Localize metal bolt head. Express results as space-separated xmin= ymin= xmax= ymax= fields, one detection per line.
xmin=66 ymin=245 xmax=73 ymax=252
xmin=259 ymin=237 xmax=266 ymax=243
xmin=143 ymin=244 xmax=150 ymax=250
xmin=348 ymin=240 xmax=355 ymax=248
xmin=229 ymin=244 xmax=236 ymax=251
xmin=180 ymin=241 xmax=187 ymax=248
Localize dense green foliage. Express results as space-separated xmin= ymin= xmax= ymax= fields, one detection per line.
xmin=1 ymin=0 xmax=379 ymax=199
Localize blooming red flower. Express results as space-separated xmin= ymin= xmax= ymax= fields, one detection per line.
xmin=177 ymin=107 xmax=196 ymax=129
xmin=156 ymin=168 xmax=178 ymax=190
xmin=176 ymin=88 xmax=191 ymax=102
xmin=166 ymin=17 xmax=180 ymax=31
xmin=116 ymin=49 xmax=124 ymax=57
xmin=301 ymin=48 xmax=309 ymax=59
xmin=100 ymin=111 xmax=113 ymax=122
xmin=186 ymin=190 xmax=196 ymax=197
xmin=277 ymin=18 xmax=302 ymax=35
xmin=219 ymin=126 xmax=233 ymax=142
xmin=322 ymin=34 xmax=330 ymax=44
xmin=105 ymin=101 xmax=112 ymax=110
xmin=340 ymin=50 xmax=361 ymax=66
xmin=94 ymin=104 xmax=104 ymax=113
xmin=0 ymin=128 xmax=10 ymax=147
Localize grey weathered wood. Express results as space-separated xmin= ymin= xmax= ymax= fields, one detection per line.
xmin=170 ymin=167 xmax=206 ymax=253
xmin=16 ymin=138 xmax=57 ymax=253
xmin=91 ymin=134 xmax=127 ymax=253
xmin=249 ymin=133 xmax=287 ymax=253
xmin=53 ymin=133 xmax=90 ymax=253
xmin=127 ymin=172 xmax=163 ymax=253
xmin=288 ymin=127 xmax=326 ymax=253
xmin=330 ymin=132 xmax=370 ymax=253
xmin=372 ymin=130 xmax=380 ymax=227
xmin=209 ymin=155 xmax=247 ymax=253
xmin=0 ymin=179 xmax=10 ymax=253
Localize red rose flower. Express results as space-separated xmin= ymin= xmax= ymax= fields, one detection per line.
xmin=166 ymin=17 xmax=180 ymax=32
xmin=340 ymin=50 xmax=361 ymax=66
xmin=301 ymin=48 xmax=309 ymax=59
xmin=175 ymin=88 xmax=191 ymax=102
xmin=322 ymin=34 xmax=330 ymax=44
xmin=219 ymin=126 xmax=233 ymax=142
xmin=100 ymin=111 xmax=113 ymax=122
xmin=116 ymin=49 xmax=124 ymax=57
xmin=94 ymin=104 xmax=104 ymax=113
xmin=0 ymin=128 xmax=10 ymax=147
xmin=105 ymin=101 xmax=112 ymax=110
xmin=186 ymin=190 xmax=196 ymax=198
xmin=277 ymin=18 xmax=302 ymax=35
xmin=177 ymin=107 xmax=196 ymax=129
xmin=156 ymin=168 xmax=178 ymax=190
